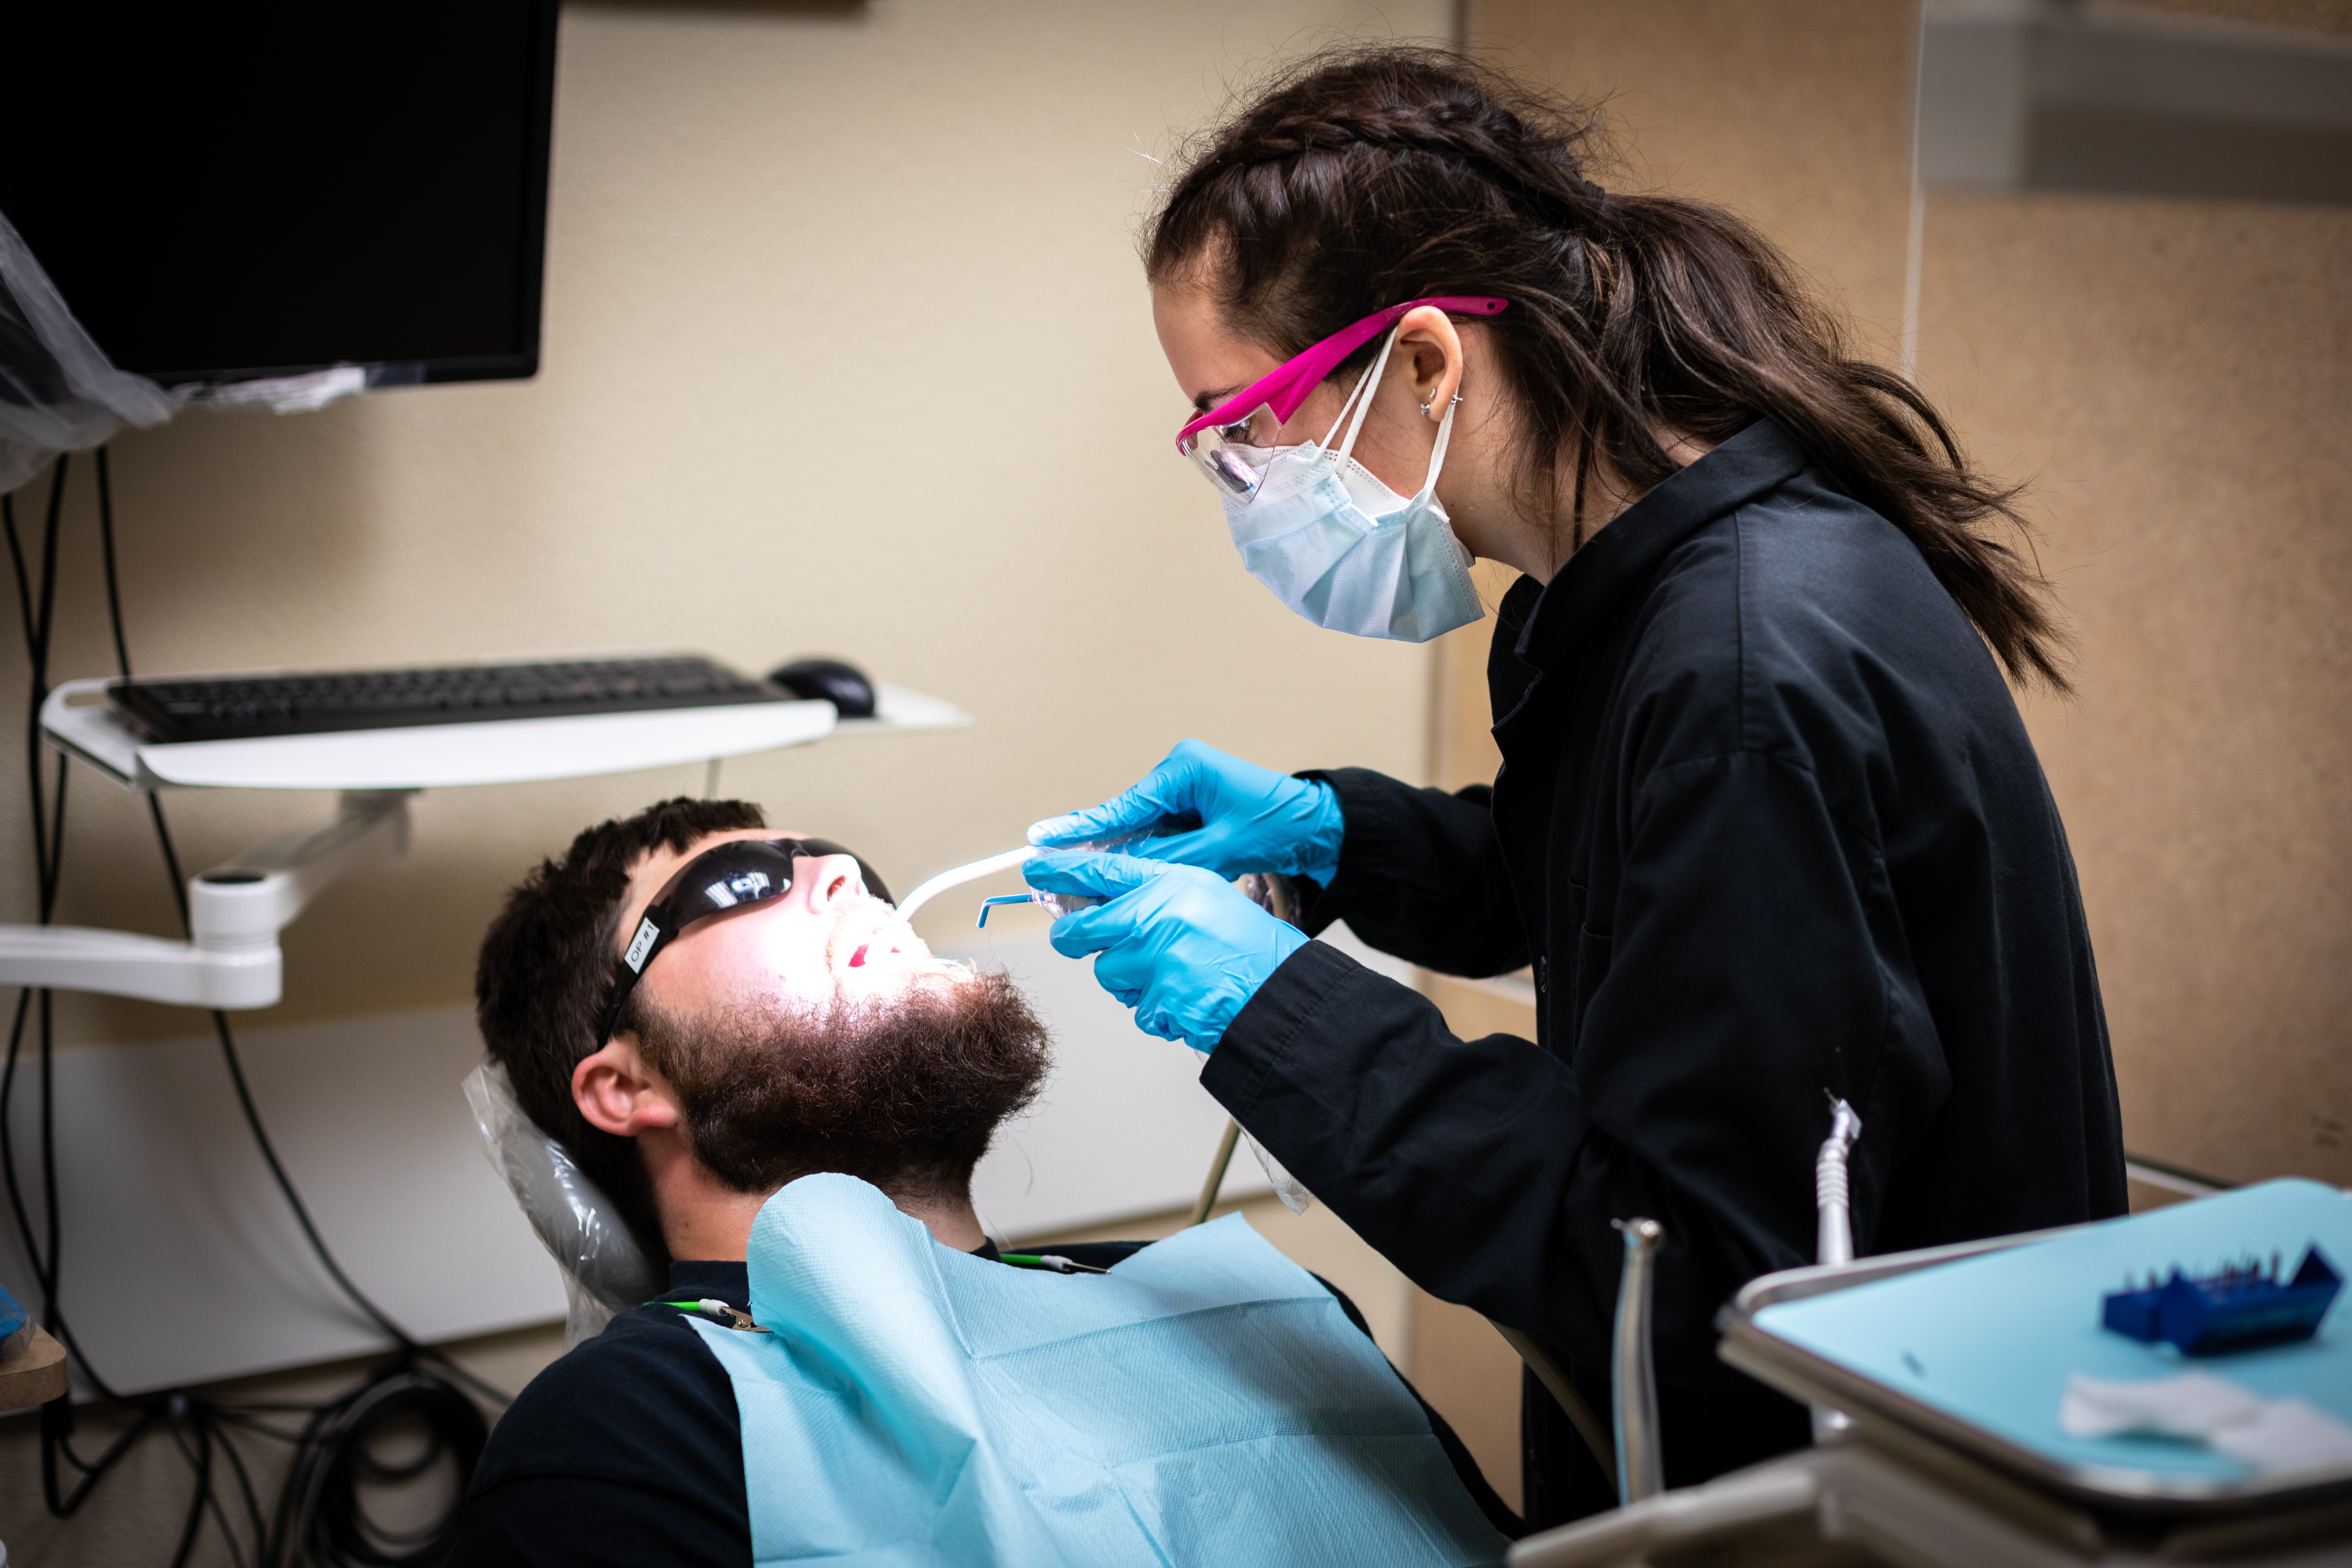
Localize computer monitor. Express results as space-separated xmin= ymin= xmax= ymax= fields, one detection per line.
xmin=0 ymin=2 xmax=560 ymax=389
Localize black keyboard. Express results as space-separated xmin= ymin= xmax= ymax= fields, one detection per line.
xmin=107 ymin=655 xmax=787 ymax=744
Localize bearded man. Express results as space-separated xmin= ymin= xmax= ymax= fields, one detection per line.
xmin=450 ymin=798 xmax=1517 ymax=1567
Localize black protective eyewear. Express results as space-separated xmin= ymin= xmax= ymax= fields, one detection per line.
xmin=599 ymin=836 xmax=891 ymax=1044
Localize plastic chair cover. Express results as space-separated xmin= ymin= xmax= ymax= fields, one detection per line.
xmin=0 ymin=208 xmax=184 ymax=493
xmin=462 ymin=1061 xmax=665 ymax=1348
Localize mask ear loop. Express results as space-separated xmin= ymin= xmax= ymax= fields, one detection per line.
xmin=1321 ymin=325 xmax=1401 ymax=460
xmin=1321 ymin=324 xmax=1458 ymax=503
xmin=1418 ymin=397 xmax=1457 ymax=502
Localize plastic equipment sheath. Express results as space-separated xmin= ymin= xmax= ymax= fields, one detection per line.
xmin=893 ymin=847 xmax=1038 ymax=922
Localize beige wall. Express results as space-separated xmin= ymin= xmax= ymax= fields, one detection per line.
xmin=1929 ymin=191 xmax=2352 ymax=1186
xmin=0 ymin=0 xmax=1448 ymax=1050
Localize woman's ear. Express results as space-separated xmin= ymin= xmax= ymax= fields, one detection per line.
xmin=572 ymin=1039 xmax=682 ymax=1138
xmin=1396 ymin=305 xmax=1467 ymax=424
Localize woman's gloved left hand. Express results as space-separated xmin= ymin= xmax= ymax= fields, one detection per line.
xmin=1024 ymin=850 xmax=1307 ymax=1053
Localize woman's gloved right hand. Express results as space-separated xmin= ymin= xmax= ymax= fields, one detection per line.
xmin=1027 ymin=738 xmax=1345 ymax=884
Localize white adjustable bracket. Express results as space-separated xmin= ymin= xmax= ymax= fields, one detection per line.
xmin=0 ymin=790 xmax=414 ymax=1010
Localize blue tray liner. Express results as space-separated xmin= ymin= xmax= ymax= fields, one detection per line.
xmin=1752 ymin=1179 xmax=2352 ymax=1481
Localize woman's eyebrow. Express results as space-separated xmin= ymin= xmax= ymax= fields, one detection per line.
xmin=1192 ymin=384 xmax=1242 ymax=413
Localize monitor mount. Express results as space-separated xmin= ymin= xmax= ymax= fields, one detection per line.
xmin=0 ymin=790 xmax=412 ymax=1009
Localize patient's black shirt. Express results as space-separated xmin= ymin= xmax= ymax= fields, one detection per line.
xmin=451 ymin=1242 xmax=1517 ymax=1565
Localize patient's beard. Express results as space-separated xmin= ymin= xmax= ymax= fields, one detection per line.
xmin=632 ymin=970 xmax=1050 ymax=1205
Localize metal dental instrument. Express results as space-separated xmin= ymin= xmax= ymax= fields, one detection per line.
xmin=976 ymin=894 xmax=1040 ymax=929
xmin=892 ymin=846 xmax=1040 ymax=924
xmin=1187 ymin=1120 xmax=1243 ymax=1227
xmin=1812 ymin=1092 xmax=1866 ymax=1443
xmin=1816 ymin=1092 xmax=1864 ymax=1267
xmin=1612 ymin=1216 xmax=1666 ymax=1507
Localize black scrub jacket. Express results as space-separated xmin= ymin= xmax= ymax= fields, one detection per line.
xmin=1202 ymin=419 xmax=2128 ymax=1526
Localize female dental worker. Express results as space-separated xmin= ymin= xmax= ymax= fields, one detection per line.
xmin=1022 ymin=48 xmax=2127 ymax=1528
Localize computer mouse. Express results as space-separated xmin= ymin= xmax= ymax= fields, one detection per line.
xmin=767 ymin=657 xmax=876 ymax=719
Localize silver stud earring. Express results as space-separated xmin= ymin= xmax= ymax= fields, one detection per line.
xmin=1420 ymin=390 xmax=1463 ymax=418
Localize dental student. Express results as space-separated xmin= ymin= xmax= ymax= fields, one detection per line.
xmin=1024 ymin=47 xmax=2127 ymax=1528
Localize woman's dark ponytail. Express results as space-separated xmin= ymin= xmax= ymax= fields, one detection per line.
xmin=1147 ymin=46 xmax=2070 ymax=692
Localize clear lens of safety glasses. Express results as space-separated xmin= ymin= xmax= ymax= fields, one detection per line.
xmin=1180 ymin=402 xmax=1282 ymax=500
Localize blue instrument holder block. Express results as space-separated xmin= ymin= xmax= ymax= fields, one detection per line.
xmin=2102 ymin=1245 xmax=2342 ymax=1356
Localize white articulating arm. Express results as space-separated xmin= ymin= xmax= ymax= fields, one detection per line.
xmin=0 ymin=790 xmax=413 ymax=1010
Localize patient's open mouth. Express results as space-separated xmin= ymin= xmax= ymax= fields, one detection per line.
xmin=848 ymin=943 xmax=870 ymax=968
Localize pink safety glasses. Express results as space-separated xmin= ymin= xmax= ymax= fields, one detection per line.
xmin=1174 ymin=296 xmax=1507 ymax=500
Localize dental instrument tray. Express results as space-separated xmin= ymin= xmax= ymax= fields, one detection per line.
xmin=1716 ymin=1179 xmax=2352 ymax=1512
xmin=2101 ymin=1246 xmax=2341 ymax=1356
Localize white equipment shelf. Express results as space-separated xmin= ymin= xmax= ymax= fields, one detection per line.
xmin=4 ymin=668 xmax=971 ymax=1008
xmin=40 ymin=675 xmax=969 ymax=792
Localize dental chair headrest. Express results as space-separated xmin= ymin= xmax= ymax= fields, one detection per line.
xmin=464 ymin=1061 xmax=665 ymax=1348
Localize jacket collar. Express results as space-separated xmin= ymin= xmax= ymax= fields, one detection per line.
xmin=1510 ymin=419 xmax=1809 ymax=672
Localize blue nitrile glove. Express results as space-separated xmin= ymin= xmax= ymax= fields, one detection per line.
xmin=1027 ymin=738 xmax=1345 ymax=884
xmin=1025 ymin=850 xmax=1309 ymax=1053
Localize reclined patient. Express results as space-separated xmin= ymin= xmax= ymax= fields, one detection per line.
xmin=451 ymin=796 xmax=1516 ymax=1567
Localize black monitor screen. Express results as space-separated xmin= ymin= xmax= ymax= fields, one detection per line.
xmin=0 ymin=2 xmax=559 ymax=386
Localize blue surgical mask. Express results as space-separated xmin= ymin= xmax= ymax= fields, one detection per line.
xmin=1217 ymin=327 xmax=1483 ymax=643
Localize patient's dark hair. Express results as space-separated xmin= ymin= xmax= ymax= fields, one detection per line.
xmin=476 ymin=796 xmax=767 ymax=1263
xmin=1148 ymin=45 xmax=2068 ymax=690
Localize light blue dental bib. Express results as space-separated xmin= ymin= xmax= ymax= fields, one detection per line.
xmin=687 ymin=1174 xmax=1506 ymax=1567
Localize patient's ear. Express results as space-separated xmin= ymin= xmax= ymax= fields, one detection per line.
xmin=572 ymin=1039 xmax=682 ymax=1138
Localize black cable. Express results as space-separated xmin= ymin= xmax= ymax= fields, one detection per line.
xmin=165 ymin=1404 xmax=217 ymax=1568
xmin=149 ymin=795 xmax=191 ymax=932
xmin=1 ymin=492 xmax=35 ymax=661
xmin=6 ymin=460 xmax=66 ymax=913
xmin=207 ymin=1007 xmax=410 ymax=1348
xmin=214 ymin=1410 xmax=274 ymax=1553
xmin=5 ymin=458 xmax=251 ymax=1566
xmin=23 ymin=458 xmax=66 ymax=908
xmin=1 ymin=990 xmax=53 ymax=1303
xmin=268 ymin=1367 xmax=488 ymax=1568
xmin=45 ymin=750 xmax=67 ymax=916
xmin=1 ymin=460 xmax=78 ymax=1355
xmin=38 ymin=986 xmax=60 ymax=1327
xmin=3 ymin=456 xmax=163 ymax=1536
xmin=96 ymin=446 xmax=132 ymax=680
xmin=96 ymin=463 xmax=195 ymax=938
